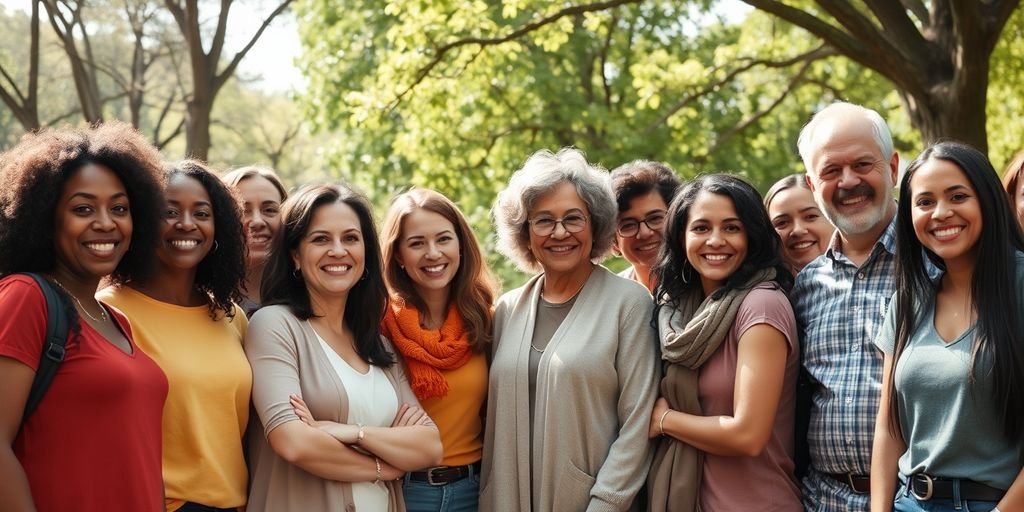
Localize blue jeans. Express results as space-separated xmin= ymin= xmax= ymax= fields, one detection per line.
xmin=403 ymin=466 xmax=480 ymax=512
xmin=893 ymin=483 xmax=999 ymax=512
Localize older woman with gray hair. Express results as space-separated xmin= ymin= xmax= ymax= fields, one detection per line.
xmin=480 ymin=148 xmax=659 ymax=512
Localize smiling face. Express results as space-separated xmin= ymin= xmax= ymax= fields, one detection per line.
xmin=767 ymin=186 xmax=833 ymax=272
xmin=52 ymin=163 xmax=133 ymax=283
xmin=396 ymin=208 xmax=461 ymax=300
xmin=236 ymin=175 xmax=283 ymax=267
xmin=805 ymin=118 xmax=898 ymax=236
xmin=157 ymin=174 xmax=215 ymax=273
xmin=684 ymin=191 xmax=748 ymax=296
xmin=909 ymin=158 xmax=982 ymax=269
xmin=527 ymin=181 xmax=593 ymax=277
xmin=615 ymin=191 xmax=669 ymax=272
xmin=292 ymin=201 xmax=365 ymax=303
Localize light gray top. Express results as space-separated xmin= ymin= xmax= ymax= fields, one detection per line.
xmin=481 ymin=266 xmax=659 ymax=512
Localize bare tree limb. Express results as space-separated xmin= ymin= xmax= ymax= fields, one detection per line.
xmin=156 ymin=118 xmax=185 ymax=150
xmin=900 ymin=0 xmax=929 ymax=23
xmin=0 ymin=0 xmax=41 ymax=129
xmin=0 ymin=66 xmax=26 ymax=103
xmin=861 ymin=0 xmax=931 ymax=63
xmin=210 ymin=0 xmax=231 ymax=67
xmin=215 ymin=0 xmax=293 ymax=92
xmin=739 ymin=0 xmax=869 ymax=61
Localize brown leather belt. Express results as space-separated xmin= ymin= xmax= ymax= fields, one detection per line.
xmin=824 ymin=472 xmax=870 ymax=494
xmin=409 ymin=461 xmax=481 ymax=486
xmin=908 ymin=473 xmax=1005 ymax=502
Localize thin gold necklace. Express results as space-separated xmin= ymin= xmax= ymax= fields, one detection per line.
xmin=50 ymin=278 xmax=109 ymax=323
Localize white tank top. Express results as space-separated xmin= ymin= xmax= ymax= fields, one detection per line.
xmin=314 ymin=327 xmax=399 ymax=510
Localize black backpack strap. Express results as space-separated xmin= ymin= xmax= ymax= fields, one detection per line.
xmin=21 ymin=273 xmax=70 ymax=422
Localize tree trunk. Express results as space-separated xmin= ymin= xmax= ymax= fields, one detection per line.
xmin=738 ymin=0 xmax=1017 ymax=157
xmin=900 ymin=85 xmax=989 ymax=154
xmin=185 ymin=95 xmax=212 ymax=160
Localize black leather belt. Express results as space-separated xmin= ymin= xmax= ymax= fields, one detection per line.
xmin=909 ymin=473 xmax=1005 ymax=502
xmin=824 ymin=472 xmax=870 ymax=494
xmin=409 ymin=461 xmax=481 ymax=486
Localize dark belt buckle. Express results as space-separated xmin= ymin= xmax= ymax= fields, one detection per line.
xmin=426 ymin=466 xmax=450 ymax=486
xmin=911 ymin=474 xmax=934 ymax=501
xmin=846 ymin=474 xmax=868 ymax=495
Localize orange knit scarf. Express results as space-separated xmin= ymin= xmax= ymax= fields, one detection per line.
xmin=382 ymin=301 xmax=472 ymax=401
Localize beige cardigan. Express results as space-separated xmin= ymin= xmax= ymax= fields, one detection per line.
xmin=481 ymin=266 xmax=659 ymax=512
xmin=245 ymin=305 xmax=422 ymax=512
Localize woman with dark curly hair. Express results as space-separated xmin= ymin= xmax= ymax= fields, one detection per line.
xmin=647 ymin=174 xmax=799 ymax=511
xmin=222 ymin=166 xmax=289 ymax=315
xmin=99 ymin=159 xmax=250 ymax=512
xmin=0 ymin=122 xmax=168 ymax=512
xmin=245 ymin=183 xmax=442 ymax=511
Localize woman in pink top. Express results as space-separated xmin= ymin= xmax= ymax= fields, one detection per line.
xmin=647 ymin=174 xmax=801 ymax=511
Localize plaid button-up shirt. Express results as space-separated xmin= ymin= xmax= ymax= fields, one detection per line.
xmin=792 ymin=217 xmax=897 ymax=511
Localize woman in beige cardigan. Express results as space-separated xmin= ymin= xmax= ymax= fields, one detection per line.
xmin=245 ymin=183 xmax=443 ymax=511
xmin=483 ymin=148 xmax=660 ymax=512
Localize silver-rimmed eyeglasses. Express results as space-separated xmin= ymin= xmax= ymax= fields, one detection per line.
xmin=529 ymin=211 xmax=589 ymax=237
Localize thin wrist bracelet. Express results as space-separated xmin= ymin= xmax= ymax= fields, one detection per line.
xmin=373 ymin=457 xmax=381 ymax=484
xmin=356 ymin=423 xmax=365 ymax=444
xmin=659 ymin=409 xmax=671 ymax=436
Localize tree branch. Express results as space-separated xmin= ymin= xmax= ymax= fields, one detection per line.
xmin=646 ymin=44 xmax=835 ymax=133
xmin=739 ymin=0 xmax=872 ymax=65
xmin=599 ymin=12 xmax=616 ymax=109
xmin=861 ymin=0 xmax=931 ymax=63
xmin=210 ymin=0 xmax=232 ymax=66
xmin=704 ymin=58 xmax=813 ymax=158
xmin=900 ymin=0 xmax=929 ymax=23
xmin=979 ymin=0 xmax=1021 ymax=54
xmin=156 ymin=118 xmax=185 ymax=150
xmin=215 ymin=0 xmax=293 ymax=92
xmin=0 ymin=66 xmax=25 ymax=103
xmin=393 ymin=0 xmax=642 ymax=109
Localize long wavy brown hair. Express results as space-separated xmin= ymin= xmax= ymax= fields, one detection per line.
xmin=382 ymin=189 xmax=498 ymax=351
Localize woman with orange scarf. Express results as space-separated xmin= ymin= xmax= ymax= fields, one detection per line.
xmin=380 ymin=188 xmax=498 ymax=512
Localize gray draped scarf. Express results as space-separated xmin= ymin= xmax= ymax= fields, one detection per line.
xmin=647 ymin=267 xmax=777 ymax=512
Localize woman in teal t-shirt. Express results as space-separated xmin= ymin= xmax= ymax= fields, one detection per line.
xmin=871 ymin=141 xmax=1024 ymax=512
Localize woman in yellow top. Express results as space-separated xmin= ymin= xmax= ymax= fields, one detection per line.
xmin=100 ymin=160 xmax=250 ymax=512
xmin=380 ymin=188 xmax=498 ymax=512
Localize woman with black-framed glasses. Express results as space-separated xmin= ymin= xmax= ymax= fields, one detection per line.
xmin=481 ymin=148 xmax=659 ymax=512
xmin=610 ymin=160 xmax=682 ymax=292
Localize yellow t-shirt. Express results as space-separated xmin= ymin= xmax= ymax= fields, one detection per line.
xmin=99 ymin=286 xmax=251 ymax=511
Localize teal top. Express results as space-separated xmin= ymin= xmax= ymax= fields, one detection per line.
xmin=874 ymin=253 xmax=1024 ymax=490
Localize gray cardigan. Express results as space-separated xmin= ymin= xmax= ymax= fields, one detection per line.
xmin=481 ymin=266 xmax=659 ymax=512
xmin=245 ymin=305 xmax=421 ymax=512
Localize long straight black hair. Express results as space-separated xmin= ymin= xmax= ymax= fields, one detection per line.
xmin=260 ymin=183 xmax=393 ymax=367
xmin=652 ymin=173 xmax=792 ymax=316
xmin=891 ymin=141 xmax=1024 ymax=441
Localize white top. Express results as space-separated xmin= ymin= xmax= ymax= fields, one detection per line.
xmin=314 ymin=327 xmax=399 ymax=510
